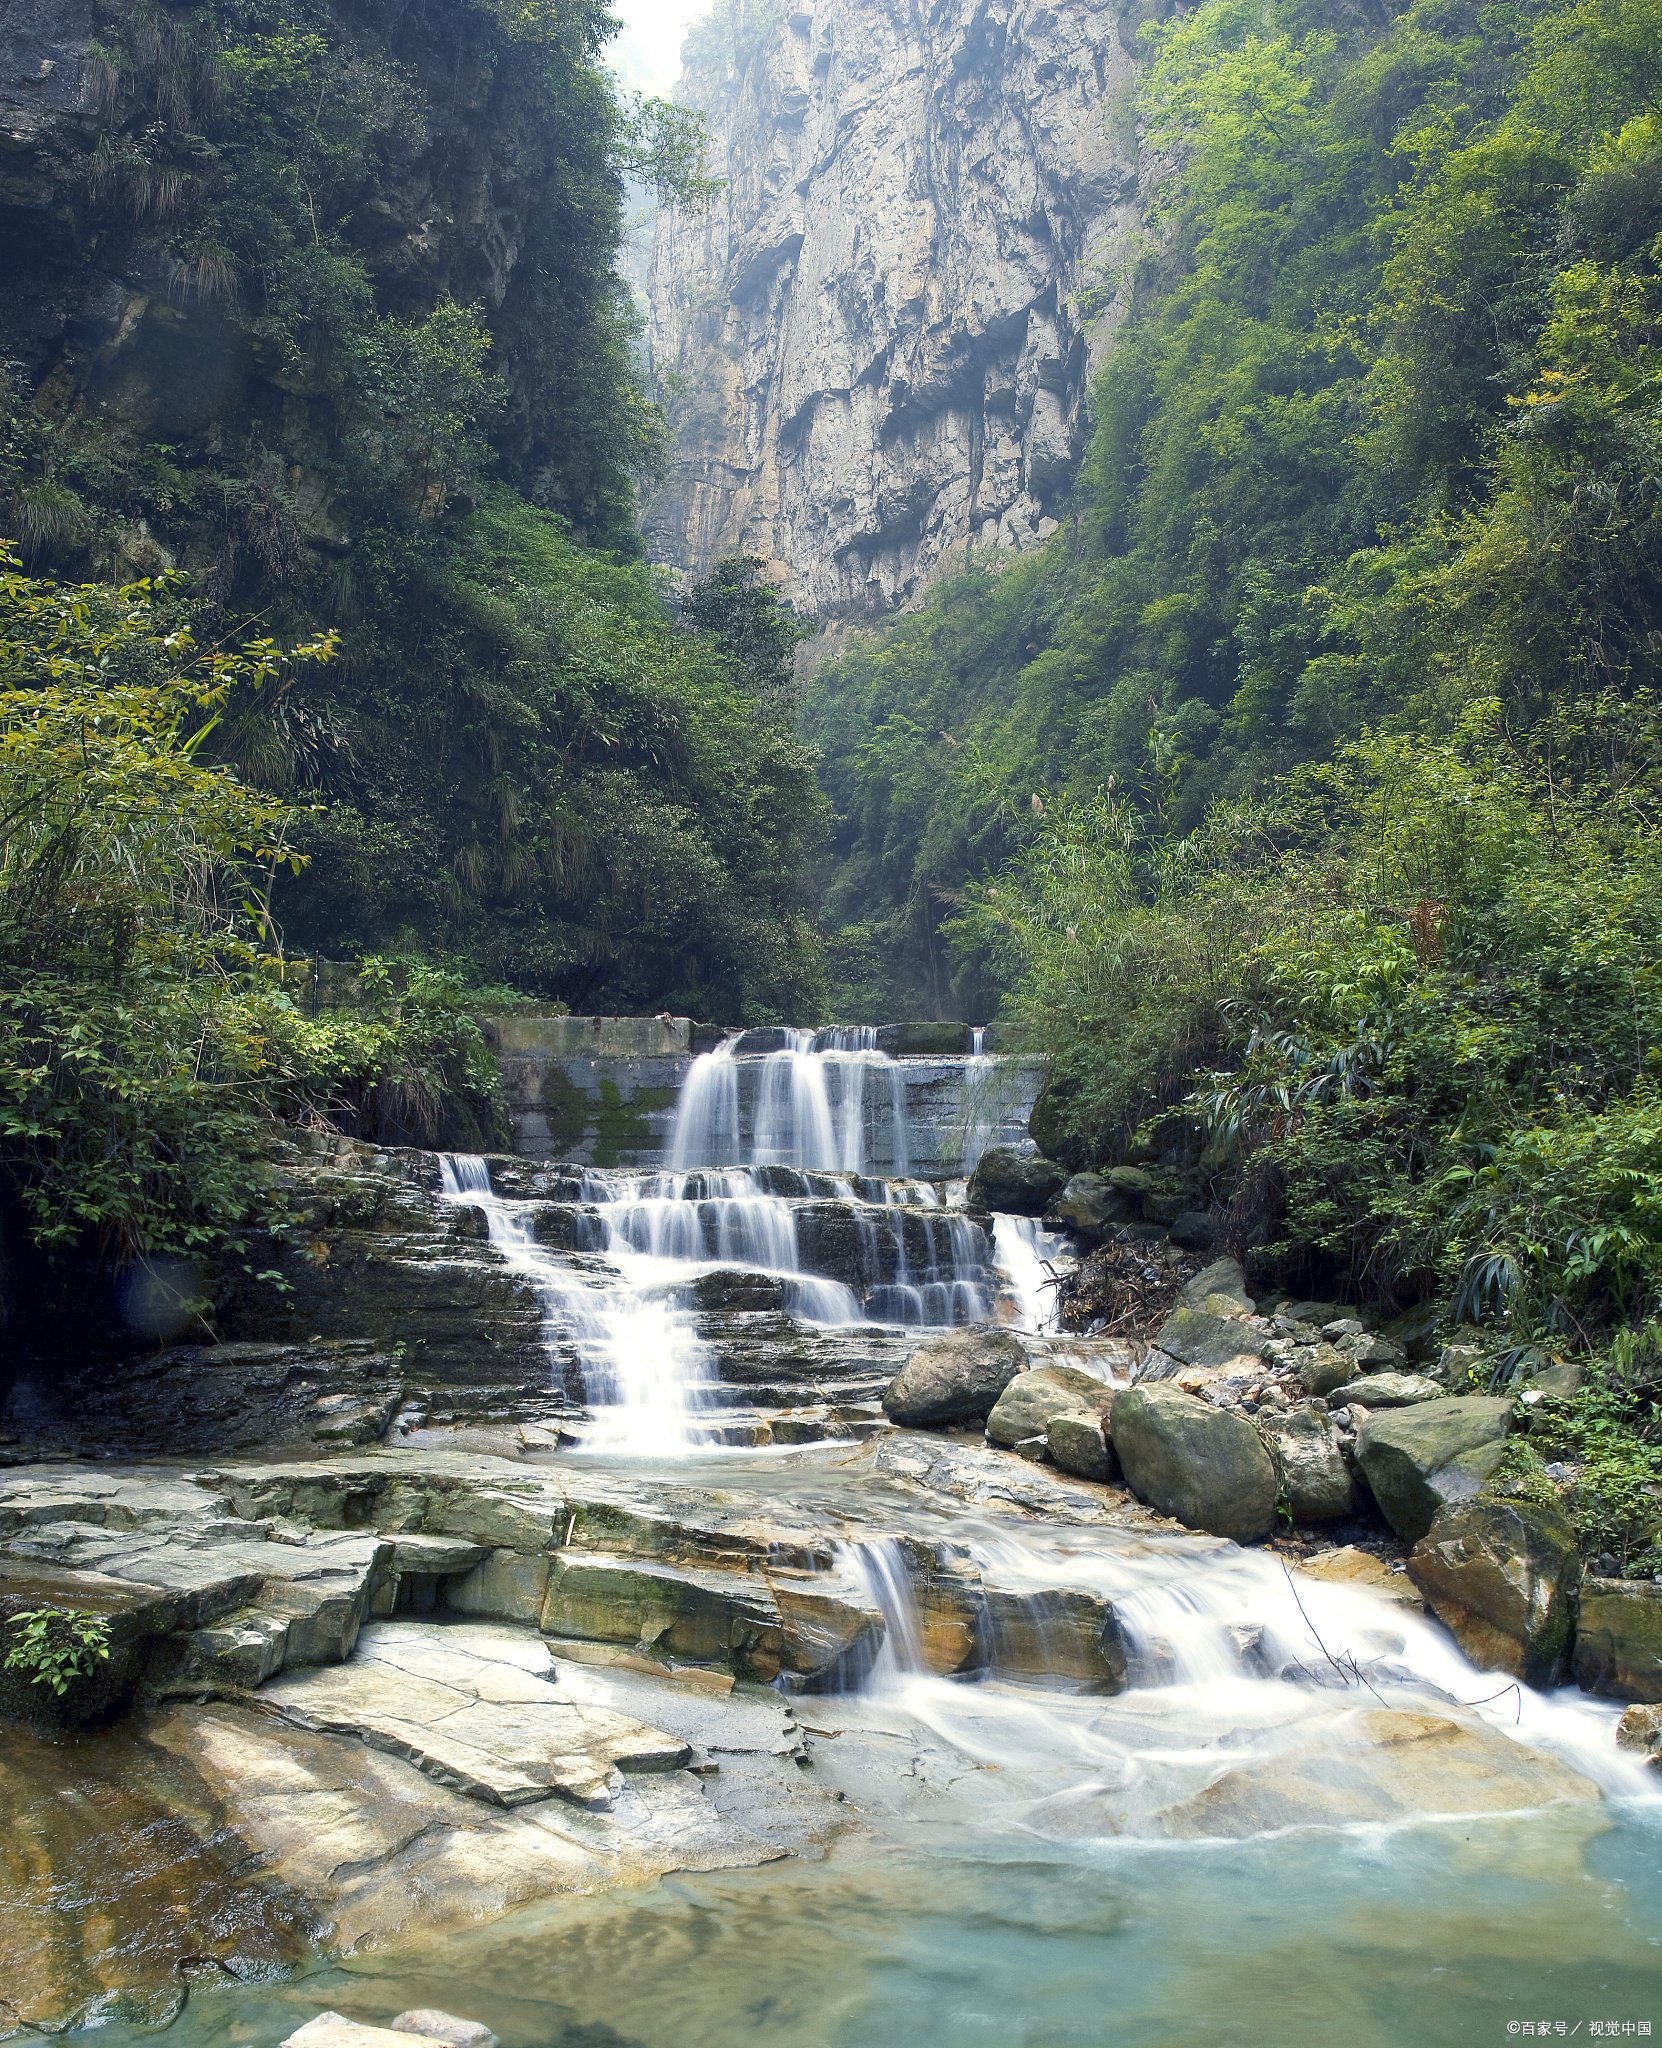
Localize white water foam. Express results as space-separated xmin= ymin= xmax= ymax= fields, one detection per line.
xmin=832 ymin=1512 xmax=1654 ymax=1829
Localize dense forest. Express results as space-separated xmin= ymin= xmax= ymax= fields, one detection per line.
xmin=1 ymin=0 xmax=823 ymax=1019
xmin=799 ymin=0 xmax=1662 ymax=1553
xmin=0 ymin=0 xmax=828 ymax=1304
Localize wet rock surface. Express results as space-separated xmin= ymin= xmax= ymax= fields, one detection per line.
xmin=0 ymin=1430 xmax=1642 ymax=2033
xmin=1407 ymin=1498 xmax=1582 ymax=1686
xmin=1156 ymin=1709 xmax=1599 ymax=1838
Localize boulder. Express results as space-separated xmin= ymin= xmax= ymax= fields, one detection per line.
xmin=1327 ymin=1372 xmax=1444 ymax=1410
xmin=965 ymin=1148 xmax=1068 ymax=1216
xmin=1406 ymin=1498 xmax=1582 ymax=1685
xmin=882 ymin=1328 xmax=1028 ymax=1426
xmin=987 ymin=1365 xmax=1117 ymax=1448
xmin=1176 ymin=1256 xmax=1254 ymax=1318
xmin=1294 ymin=1344 xmax=1356 ymax=1398
xmin=1616 ymin=1703 xmax=1662 ymax=1768
xmin=1152 ymin=1306 xmax=1269 ymax=1372
xmin=1355 ymin=1397 xmax=1514 ymax=1544
xmin=1573 ymin=1578 xmax=1662 ymax=1702
xmin=1262 ymin=1407 xmax=1357 ymax=1522
xmin=1045 ymin=1412 xmax=1113 ymax=1482
xmin=1169 ymin=1210 xmax=1218 ymax=1253
xmin=1110 ymin=1385 xmax=1278 ymax=1542
xmin=1042 ymin=1173 xmax=1131 ymax=1241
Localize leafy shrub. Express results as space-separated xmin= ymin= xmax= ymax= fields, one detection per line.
xmin=4 ymin=1607 xmax=113 ymax=1694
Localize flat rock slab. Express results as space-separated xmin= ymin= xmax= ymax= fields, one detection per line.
xmin=262 ymin=1621 xmax=690 ymax=1809
xmin=138 ymin=1699 xmax=805 ymax=1960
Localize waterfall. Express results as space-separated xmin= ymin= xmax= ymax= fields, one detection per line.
xmin=668 ymin=1032 xmax=913 ymax=1177
xmin=991 ymin=1214 xmax=1071 ymax=1336
xmin=667 ymin=1040 xmax=740 ymax=1170
xmin=843 ymin=1540 xmax=927 ymax=1685
xmin=956 ymin=1023 xmax=1011 ymax=1177
xmin=441 ymin=1155 xmax=720 ymax=1453
xmin=438 ymin=1025 xmax=1054 ymax=1449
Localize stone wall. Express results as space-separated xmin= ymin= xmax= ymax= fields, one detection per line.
xmin=479 ymin=1013 xmax=1041 ymax=1173
xmin=481 ymin=1014 xmax=728 ymax=1166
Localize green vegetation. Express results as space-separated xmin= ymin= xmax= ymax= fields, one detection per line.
xmin=4 ymin=1607 xmax=113 ymax=1694
xmin=807 ymin=0 xmax=1662 ymax=1019
xmin=2 ymin=0 xmax=819 ymax=1022
xmin=0 ymin=554 xmax=510 ymax=1271
xmin=0 ymin=0 xmax=829 ymax=1292
xmin=803 ymin=0 xmax=1662 ymax=1550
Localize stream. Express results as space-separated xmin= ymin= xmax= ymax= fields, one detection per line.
xmin=25 ymin=1033 xmax=1662 ymax=2045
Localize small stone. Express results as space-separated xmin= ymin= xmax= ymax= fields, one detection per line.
xmin=1227 ymin=1622 xmax=1269 ymax=1674
xmin=1322 ymin=1318 xmax=1365 ymax=1340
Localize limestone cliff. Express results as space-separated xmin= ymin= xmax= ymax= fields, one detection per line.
xmin=644 ymin=0 xmax=1150 ymax=615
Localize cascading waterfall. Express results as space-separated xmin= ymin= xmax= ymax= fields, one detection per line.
xmin=991 ymin=1214 xmax=1070 ymax=1336
xmin=843 ymin=1539 xmax=927 ymax=1685
xmin=439 ymin=1026 xmax=1062 ymax=1449
xmin=672 ymin=1029 xmax=911 ymax=1177
xmin=440 ymin=1154 xmax=720 ymax=1453
xmin=819 ymin=1513 xmax=1649 ymax=1821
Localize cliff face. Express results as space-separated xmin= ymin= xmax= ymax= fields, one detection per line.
xmin=645 ymin=0 xmax=1149 ymax=616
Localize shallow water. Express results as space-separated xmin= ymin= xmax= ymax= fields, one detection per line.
xmin=84 ymin=1805 xmax=1662 ymax=2048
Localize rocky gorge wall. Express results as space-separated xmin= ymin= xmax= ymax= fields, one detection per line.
xmin=644 ymin=0 xmax=1152 ymax=615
